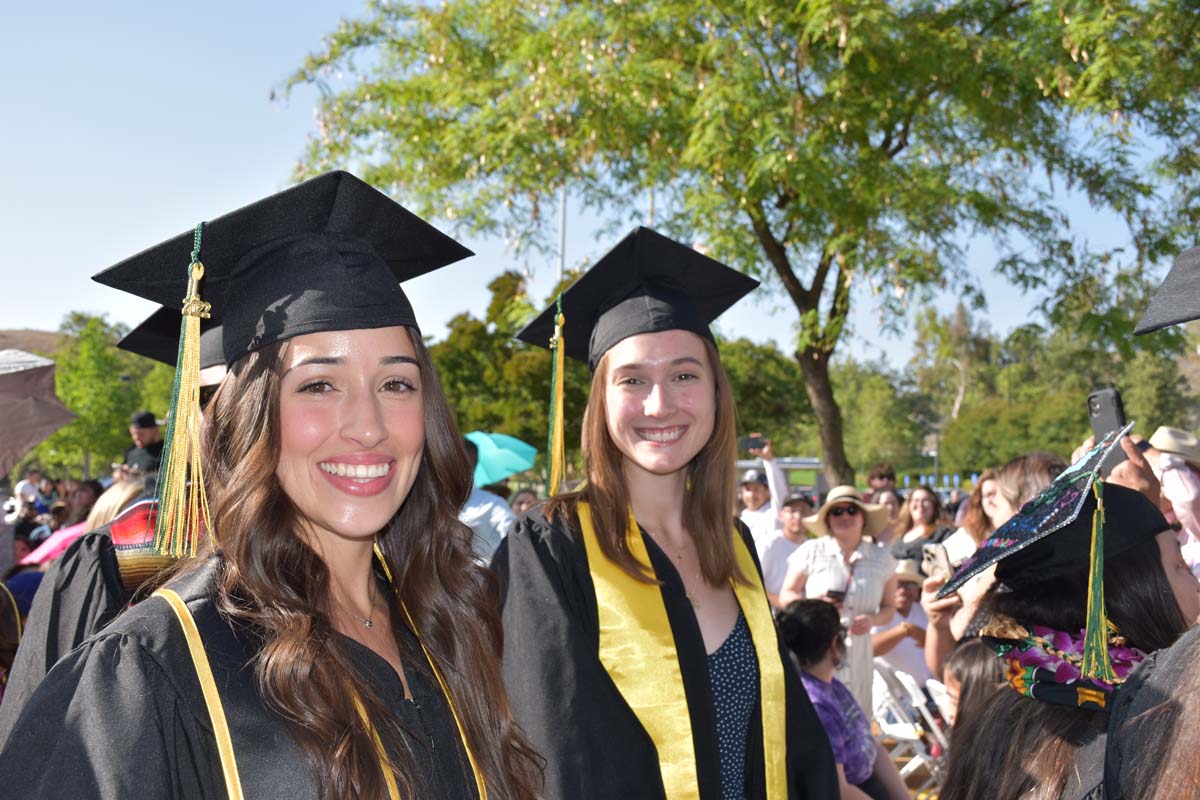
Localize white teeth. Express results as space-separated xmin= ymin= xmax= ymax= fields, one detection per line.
xmin=319 ymin=461 xmax=391 ymax=480
xmin=639 ymin=427 xmax=684 ymax=442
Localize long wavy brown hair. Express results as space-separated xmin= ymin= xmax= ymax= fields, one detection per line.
xmin=201 ymin=330 xmax=541 ymax=800
xmin=959 ymin=469 xmax=998 ymax=543
xmin=545 ymin=337 xmax=745 ymax=585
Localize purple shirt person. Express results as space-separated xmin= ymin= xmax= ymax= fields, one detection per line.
xmin=800 ymin=671 xmax=877 ymax=785
xmin=778 ymin=598 xmax=911 ymax=799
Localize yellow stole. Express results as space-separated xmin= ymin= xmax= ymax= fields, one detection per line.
xmin=577 ymin=503 xmax=788 ymax=800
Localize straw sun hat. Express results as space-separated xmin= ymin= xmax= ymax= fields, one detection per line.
xmin=803 ymin=485 xmax=890 ymax=539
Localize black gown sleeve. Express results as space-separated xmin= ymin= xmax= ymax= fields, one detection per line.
xmin=492 ymin=510 xmax=671 ymax=800
xmin=0 ymin=529 xmax=127 ymax=748
xmin=0 ymin=628 xmax=222 ymax=799
xmin=493 ymin=511 xmax=602 ymax=799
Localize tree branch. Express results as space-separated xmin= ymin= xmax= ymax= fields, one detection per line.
xmin=748 ymin=203 xmax=811 ymax=311
xmin=810 ymin=247 xmax=835 ymax=305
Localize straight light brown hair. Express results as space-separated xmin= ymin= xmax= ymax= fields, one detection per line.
xmin=546 ymin=336 xmax=746 ymax=585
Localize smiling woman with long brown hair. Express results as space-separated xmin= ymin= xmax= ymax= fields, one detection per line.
xmin=494 ymin=228 xmax=836 ymax=800
xmin=0 ymin=173 xmax=541 ymax=800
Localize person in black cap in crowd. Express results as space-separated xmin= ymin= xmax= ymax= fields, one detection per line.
xmin=494 ymin=227 xmax=837 ymax=800
xmin=0 ymin=307 xmax=224 ymax=746
xmin=124 ymin=410 xmax=164 ymax=474
xmin=0 ymin=172 xmax=540 ymax=800
xmin=758 ymin=490 xmax=815 ymax=608
xmin=939 ymin=430 xmax=1198 ymax=800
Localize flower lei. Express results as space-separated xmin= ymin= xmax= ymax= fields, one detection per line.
xmin=981 ymin=615 xmax=1147 ymax=711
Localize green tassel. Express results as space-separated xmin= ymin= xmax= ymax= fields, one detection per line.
xmin=545 ymin=294 xmax=566 ymax=496
xmin=1081 ymin=479 xmax=1117 ymax=682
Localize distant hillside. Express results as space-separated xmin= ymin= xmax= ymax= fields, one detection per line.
xmin=0 ymin=329 xmax=63 ymax=356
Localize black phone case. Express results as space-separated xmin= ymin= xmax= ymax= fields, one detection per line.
xmin=1088 ymin=388 xmax=1127 ymax=476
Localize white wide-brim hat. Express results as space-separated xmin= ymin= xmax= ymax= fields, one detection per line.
xmin=804 ymin=485 xmax=890 ymax=539
xmin=1149 ymin=426 xmax=1200 ymax=466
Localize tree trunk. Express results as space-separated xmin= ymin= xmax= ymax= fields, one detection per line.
xmin=795 ymin=346 xmax=856 ymax=487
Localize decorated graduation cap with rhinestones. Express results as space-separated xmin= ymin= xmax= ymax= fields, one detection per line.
xmin=939 ymin=423 xmax=1173 ymax=682
xmin=93 ymin=170 xmax=473 ymax=555
xmin=515 ymin=227 xmax=759 ymax=494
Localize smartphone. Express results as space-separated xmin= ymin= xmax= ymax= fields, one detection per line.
xmin=1087 ymin=388 xmax=1127 ymax=476
xmin=738 ymin=435 xmax=766 ymax=452
xmin=922 ymin=543 xmax=953 ymax=583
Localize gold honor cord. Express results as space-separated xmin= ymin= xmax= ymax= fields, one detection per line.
xmin=154 ymin=222 xmax=212 ymax=557
xmin=578 ymin=504 xmax=790 ymax=800
xmin=351 ymin=691 xmax=402 ymax=800
xmin=546 ymin=295 xmax=566 ymax=496
xmin=374 ymin=544 xmax=489 ymax=800
xmin=154 ymin=589 xmax=245 ymax=800
xmin=0 ymin=581 xmax=22 ymax=644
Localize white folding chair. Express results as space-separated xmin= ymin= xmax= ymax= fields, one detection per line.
xmin=873 ymin=659 xmax=943 ymax=793
xmin=926 ymin=677 xmax=954 ymax=724
xmin=892 ymin=667 xmax=950 ymax=754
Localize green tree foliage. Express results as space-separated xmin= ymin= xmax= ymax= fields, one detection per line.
xmin=428 ymin=271 xmax=591 ymax=481
xmin=28 ymin=315 xmax=136 ymax=478
xmin=931 ymin=267 xmax=1195 ymax=473
xmin=718 ymin=336 xmax=814 ymax=455
xmin=19 ymin=313 xmax=175 ymax=480
xmin=286 ymin=0 xmax=1200 ymax=484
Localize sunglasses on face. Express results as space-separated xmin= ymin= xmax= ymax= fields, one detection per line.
xmin=828 ymin=505 xmax=860 ymax=517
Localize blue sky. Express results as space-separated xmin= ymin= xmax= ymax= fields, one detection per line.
xmin=1 ymin=2 xmax=1141 ymax=366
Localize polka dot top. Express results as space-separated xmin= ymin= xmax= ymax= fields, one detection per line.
xmin=707 ymin=610 xmax=759 ymax=800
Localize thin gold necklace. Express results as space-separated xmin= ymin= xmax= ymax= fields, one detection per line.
xmin=340 ymin=576 xmax=378 ymax=629
xmin=651 ymin=529 xmax=704 ymax=608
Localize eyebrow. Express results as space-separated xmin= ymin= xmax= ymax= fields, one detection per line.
xmin=283 ymin=354 xmax=419 ymax=377
xmin=611 ymin=356 xmax=705 ymax=372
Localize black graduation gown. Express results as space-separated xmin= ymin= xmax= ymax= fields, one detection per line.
xmin=0 ymin=558 xmax=479 ymax=800
xmin=492 ymin=508 xmax=838 ymax=800
xmin=1104 ymin=624 xmax=1200 ymax=798
xmin=0 ymin=528 xmax=128 ymax=748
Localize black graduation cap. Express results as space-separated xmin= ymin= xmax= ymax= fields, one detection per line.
xmin=515 ymin=227 xmax=759 ymax=370
xmin=117 ymin=307 xmax=224 ymax=370
xmin=1135 ymin=246 xmax=1200 ymax=334
xmin=938 ymin=424 xmax=1172 ymax=682
xmin=93 ymin=170 xmax=472 ymax=365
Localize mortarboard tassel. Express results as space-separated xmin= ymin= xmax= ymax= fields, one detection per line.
xmin=546 ymin=295 xmax=567 ymax=496
xmin=1081 ymin=478 xmax=1117 ymax=682
xmin=153 ymin=223 xmax=213 ymax=557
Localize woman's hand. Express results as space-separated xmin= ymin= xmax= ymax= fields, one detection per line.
xmin=1075 ymin=434 xmax=1164 ymax=509
xmin=920 ymin=576 xmax=961 ymax=628
xmin=849 ymin=615 xmax=872 ymax=635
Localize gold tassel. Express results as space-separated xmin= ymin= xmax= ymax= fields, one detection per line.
xmin=547 ymin=298 xmax=567 ymax=496
xmin=153 ymin=228 xmax=212 ymax=557
xmin=1081 ymin=478 xmax=1117 ymax=682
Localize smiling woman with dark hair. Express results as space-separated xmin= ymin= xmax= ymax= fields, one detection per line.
xmin=0 ymin=173 xmax=541 ymax=800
